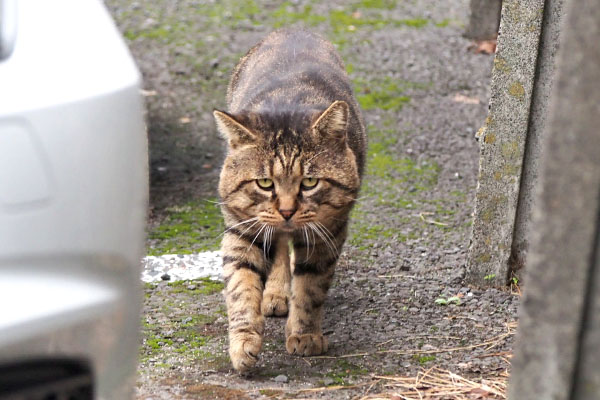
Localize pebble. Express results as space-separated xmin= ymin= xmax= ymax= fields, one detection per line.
xmin=160 ymin=273 xmax=171 ymax=281
xmin=323 ymin=377 xmax=335 ymax=385
xmin=273 ymin=374 xmax=288 ymax=383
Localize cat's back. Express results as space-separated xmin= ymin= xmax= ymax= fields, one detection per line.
xmin=228 ymin=29 xmax=352 ymax=113
xmin=226 ymin=29 xmax=366 ymax=176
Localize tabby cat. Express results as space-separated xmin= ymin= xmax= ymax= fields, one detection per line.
xmin=214 ymin=29 xmax=366 ymax=372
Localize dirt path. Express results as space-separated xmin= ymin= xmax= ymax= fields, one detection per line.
xmin=105 ymin=0 xmax=519 ymax=398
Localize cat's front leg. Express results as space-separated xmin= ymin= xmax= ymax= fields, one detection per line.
xmin=222 ymin=231 xmax=268 ymax=372
xmin=262 ymin=235 xmax=291 ymax=317
xmin=285 ymin=229 xmax=344 ymax=356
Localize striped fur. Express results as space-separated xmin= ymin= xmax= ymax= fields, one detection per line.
xmin=214 ymin=29 xmax=366 ymax=372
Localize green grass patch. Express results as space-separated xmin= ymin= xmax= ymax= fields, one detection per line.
xmin=398 ymin=18 xmax=428 ymax=28
xmin=435 ymin=18 xmax=451 ymax=27
xmin=148 ymin=200 xmax=224 ymax=255
xmin=358 ymin=91 xmax=410 ymax=111
xmin=367 ymin=152 xmax=439 ymax=188
xmin=356 ymin=0 xmax=397 ymax=9
xmin=329 ymin=10 xmax=428 ymax=33
xmin=146 ymin=334 xmax=173 ymax=350
xmin=206 ymin=0 xmax=261 ymax=24
xmin=414 ymin=355 xmax=436 ymax=364
xmin=272 ymin=2 xmax=327 ymax=27
xmin=349 ymin=215 xmax=402 ymax=250
xmin=324 ymin=359 xmax=369 ymax=386
xmin=124 ymin=25 xmax=171 ymax=41
xmin=353 ymin=77 xmax=427 ymax=111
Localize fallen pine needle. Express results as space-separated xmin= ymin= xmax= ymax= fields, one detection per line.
xmin=360 ymin=367 xmax=507 ymax=399
xmin=296 ymin=381 xmax=371 ymax=393
xmin=311 ymin=323 xmax=516 ymax=360
xmin=419 ymin=212 xmax=449 ymax=227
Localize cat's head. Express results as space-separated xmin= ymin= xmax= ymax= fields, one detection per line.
xmin=214 ymin=100 xmax=359 ymax=233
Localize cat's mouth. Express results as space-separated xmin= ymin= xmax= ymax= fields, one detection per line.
xmin=277 ymin=220 xmax=297 ymax=232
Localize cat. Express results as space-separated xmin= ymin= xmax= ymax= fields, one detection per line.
xmin=213 ymin=29 xmax=366 ymax=373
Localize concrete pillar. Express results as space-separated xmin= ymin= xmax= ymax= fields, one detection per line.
xmin=508 ymin=0 xmax=600 ymax=398
xmin=465 ymin=0 xmax=502 ymax=40
xmin=466 ymin=0 xmax=564 ymax=286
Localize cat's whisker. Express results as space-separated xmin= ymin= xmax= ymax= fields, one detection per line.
xmin=219 ymin=216 xmax=259 ymax=238
xmin=308 ymin=226 xmax=317 ymax=258
xmin=311 ymin=223 xmax=336 ymax=257
xmin=306 ymin=227 xmax=310 ymax=258
xmin=355 ymin=195 xmax=372 ymax=202
xmin=302 ymin=226 xmax=311 ymax=258
xmin=202 ymin=198 xmax=228 ymax=206
xmin=309 ymin=222 xmax=337 ymax=258
xmin=231 ymin=218 xmax=261 ymax=246
xmin=314 ymin=221 xmax=339 ymax=258
xmin=305 ymin=150 xmax=327 ymax=163
xmin=315 ymin=221 xmax=333 ymax=236
xmin=246 ymin=223 xmax=267 ymax=254
xmin=309 ymin=225 xmax=317 ymax=258
xmin=263 ymin=226 xmax=274 ymax=260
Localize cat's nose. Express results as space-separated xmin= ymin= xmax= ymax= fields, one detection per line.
xmin=279 ymin=208 xmax=296 ymax=220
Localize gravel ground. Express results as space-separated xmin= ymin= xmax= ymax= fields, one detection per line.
xmin=104 ymin=0 xmax=519 ymax=398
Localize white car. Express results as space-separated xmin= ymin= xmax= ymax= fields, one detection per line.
xmin=0 ymin=0 xmax=147 ymax=398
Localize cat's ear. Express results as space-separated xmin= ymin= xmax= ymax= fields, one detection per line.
xmin=311 ymin=100 xmax=349 ymax=145
xmin=213 ymin=110 xmax=258 ymax=149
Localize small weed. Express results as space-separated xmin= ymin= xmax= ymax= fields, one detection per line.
xmin=414 ymin=355 xmax=436 ymax=364
xmin=484 ymin=274 xmax=497 ymax=281
xmin=434 ymin=296 xmax=460 ymax=306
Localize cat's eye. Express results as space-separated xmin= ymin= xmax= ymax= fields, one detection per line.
xmin=301 ymin=177 xmax=319 ymax=189
xmin=257 ymin=178 xmax=274 ymax=189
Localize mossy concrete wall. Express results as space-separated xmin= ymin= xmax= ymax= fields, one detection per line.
xmin=508 ymin=0 xmax=600 ymax=397
xmin=465 ymin=0 xmax=502 ymax=40
xmin=510 ymin=0 xmax=563 ymax=280
xmin=467 ymin=0 xmax=564 ymax=286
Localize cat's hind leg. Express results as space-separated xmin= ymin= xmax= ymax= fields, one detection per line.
xmin=262 ymin=235 xmax=291 ymax=317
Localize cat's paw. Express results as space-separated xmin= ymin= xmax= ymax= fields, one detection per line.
xmin=229 ymin=330 xmax=262 ymax=372
xmin=261 ymin=292 xmax=289 ymax=317
xmin=286 ymin=333 xmax=329 ymax=356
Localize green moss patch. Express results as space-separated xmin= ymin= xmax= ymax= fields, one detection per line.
xmin=140 ymin=278 xmax=228 ymax=367
xmin=167 ymin=278 xmax=225 ymax=296
xmin=323 ymin=359 xmax=369 ymax=386
xmin=148 ymin=200 xmax=224 ymax=255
